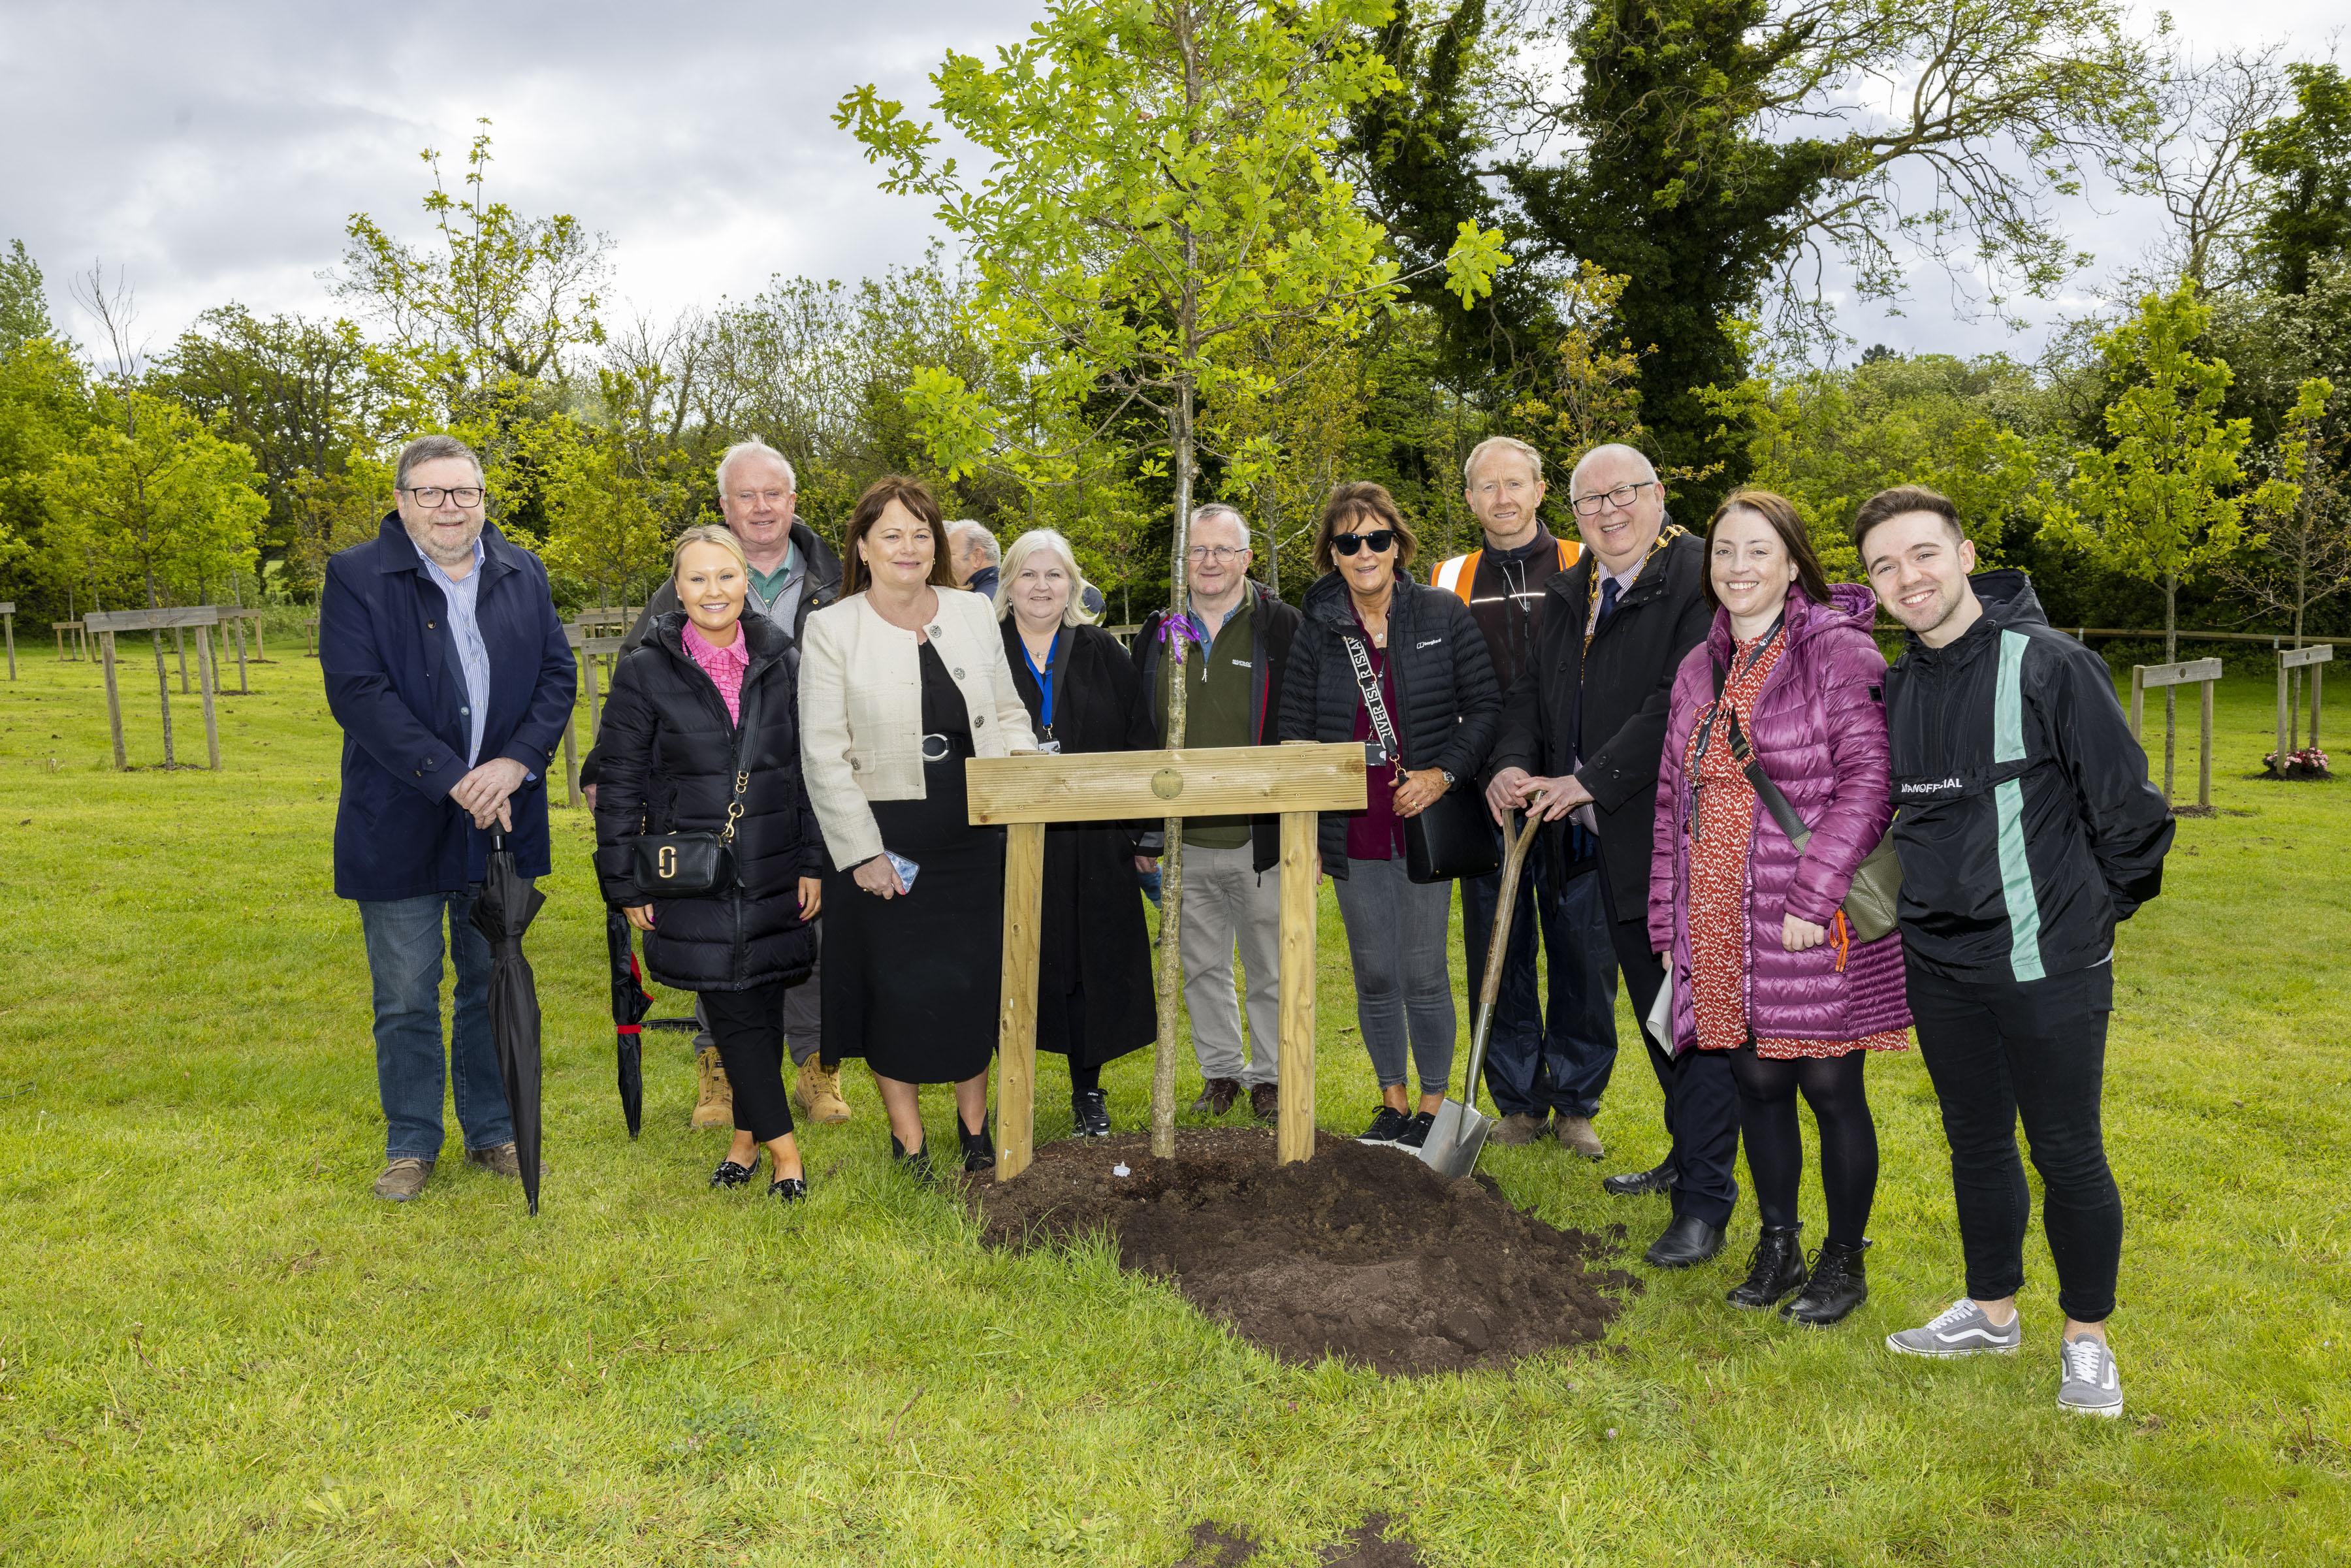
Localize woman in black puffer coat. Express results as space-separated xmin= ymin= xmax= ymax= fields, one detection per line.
xmin=594 ymin=528 xmax=824 ymax=1200
xmin=1282 ymin=482 xmax=1501 ymax=1151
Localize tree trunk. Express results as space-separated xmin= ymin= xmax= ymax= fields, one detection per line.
xmin=146 ymin=568 xmax=175 ymax=767
xmin=2162 ymin=573 xmax=2177 ymax=799
xmin=1151 ymin=378 xmax=1197 ymax=1162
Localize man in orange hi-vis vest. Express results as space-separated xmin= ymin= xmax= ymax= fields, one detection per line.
xmin=1431 ymin=436 xmax=1620 ymax=1159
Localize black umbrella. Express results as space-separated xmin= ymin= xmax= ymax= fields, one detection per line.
xmin=605 ymin=906 xmax=651 ymax=1138
xmin=470 ymin=829 xmax=547 ymax=1215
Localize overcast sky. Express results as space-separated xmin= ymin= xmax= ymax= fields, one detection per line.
xmin=3 ymin=0 xmax=2340 ymax=368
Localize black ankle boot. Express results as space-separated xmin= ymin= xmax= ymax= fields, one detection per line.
xmin=1783 ymin=1238 xmax=1870 ymax=1326
xmin=959 ymin=1119 xmax=995 ymax=1174
xmin=1725 ymin=1226 xmax=1808 ymax=1309
xmin=889 ymin=1134 xmax=933 ymax=1182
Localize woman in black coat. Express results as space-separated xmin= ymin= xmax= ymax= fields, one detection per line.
xmin=594 ymin=528 xmax=824 ymax=1200
xmin=1281 ymin=482 xmax=1501 ymax=1149
xmin=995 ymin=528 xmax=1157 ymax=1136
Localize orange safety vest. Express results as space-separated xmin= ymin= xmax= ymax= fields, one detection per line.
xmin=1430 ymin=537 xmax=1581 ymax=603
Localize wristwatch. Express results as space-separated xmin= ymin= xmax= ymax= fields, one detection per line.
xmin=1439 ymin=769 xmax=1458 ymax=787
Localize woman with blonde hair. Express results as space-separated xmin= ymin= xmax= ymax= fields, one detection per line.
xmin=993 ymin=529 xmax=1156 ymax=1136
xmin=594 ymin=524 xmax=824 ymax=1201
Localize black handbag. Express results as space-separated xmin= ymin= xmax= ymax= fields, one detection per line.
xmin=628 ymin=686 xmax=760 ymax=899
xmin=1341 ymin=630 xmax=1501 ymax=885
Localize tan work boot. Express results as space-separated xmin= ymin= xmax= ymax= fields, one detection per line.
xmin=1553 ymin=1113 xmax=1606 ymax=1160
xmin=690 ymin=1046 xmax=734 ymax=1130
xmin=1488 ymin=1112 xmax=1550 ymax=1146
xmin=372 ymin=1157 xmax=433 ymax=1202
xmin=795 ymin=1060 xmax=851 ymax=1124
xmin=466 ymin=1142 xmax=547 ymax=1177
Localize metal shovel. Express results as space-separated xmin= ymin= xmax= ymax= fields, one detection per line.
xmin=1418 ymin=810 xmax=1544 ymax=1179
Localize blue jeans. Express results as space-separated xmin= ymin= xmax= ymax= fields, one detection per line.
xmin=1460 ymin=836 xmax=1619 ymax=1118
xmin=358 ymin=886 xmax=513 ymax=1161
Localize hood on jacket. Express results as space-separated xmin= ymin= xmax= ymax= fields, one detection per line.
xmin=1896 ymin=567 xmax=2049 ymax=664
xmin=1706 ymin=581 xmax=1879 ymax=664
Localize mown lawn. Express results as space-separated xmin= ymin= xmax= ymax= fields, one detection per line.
xmin=0 ymin=633 xmax=2344 ymax=1566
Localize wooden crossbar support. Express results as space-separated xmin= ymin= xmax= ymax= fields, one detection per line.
xmin=968 ymin=743 xmax=1366 ymax=1180
xmin=2277 ymin=644 xmax=2332 ymax=759
xmin=86 ymin=609 xmax=224 ymax=771
xmin=2132 ymin=658 xmax=2222 ymax=808
xmin=84 ymin=607 xmax=221 ymax=633
xmin=100 ymin=632 xmax=127 ymax=770
xmin=53 ymin=621 xmax=86 ymax=660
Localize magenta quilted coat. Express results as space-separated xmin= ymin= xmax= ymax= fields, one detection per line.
xmin=1648 ymin=584 xmax=1911 ymax=1053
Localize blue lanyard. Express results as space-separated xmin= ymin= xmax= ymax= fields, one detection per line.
xmin=1021 ymin=633 xmax=1059 ymax=734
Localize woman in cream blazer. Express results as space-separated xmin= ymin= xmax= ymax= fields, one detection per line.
xmin=798 ymin=476 xmax=1036 ymax=1177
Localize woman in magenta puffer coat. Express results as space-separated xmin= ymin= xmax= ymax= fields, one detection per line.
xmin=1650 ymin=490 xmax=1911 ymax=1327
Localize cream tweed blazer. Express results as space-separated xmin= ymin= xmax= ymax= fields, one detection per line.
xmin=798 ymin=586 xmax=1038 ymax=871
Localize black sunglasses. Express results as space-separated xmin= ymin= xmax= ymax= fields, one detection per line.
xmin=1330 ymin=529 xmax=1398 ymax=557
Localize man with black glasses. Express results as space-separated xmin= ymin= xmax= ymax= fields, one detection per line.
xmin=1431 ymin=437 xmax=1616 ymax=1158
xmin=322 ymin=436 xmax=575 ymax=1202
xmin=1486 ymin=443 xmax=1722 ymax=1267
xmin=1132 ymin=504 xmax=1302 ymax=1121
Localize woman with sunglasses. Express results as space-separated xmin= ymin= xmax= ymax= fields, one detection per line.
xmin=1281 ymin=482 xmax=1503 ymax=1148
xmin=799 ymin=477 xmax=1038 ymax=1177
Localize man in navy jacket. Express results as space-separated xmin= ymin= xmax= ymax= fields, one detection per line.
xmin=321 ymin=435 xmax=577 ymax=1202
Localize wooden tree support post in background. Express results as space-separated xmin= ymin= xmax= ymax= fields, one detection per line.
xmin=1 ymin=602 xmax=15 ymax=680
xmin=85 ymin=607 xmax=223 ymax=771
xmin=967 ymin=741 xmax=1366 ymax=1180
xmin=2277 ymin=644 xmax=2331 ymax=761
xmin=2132 ymin=656 xmax=2222 ymax=809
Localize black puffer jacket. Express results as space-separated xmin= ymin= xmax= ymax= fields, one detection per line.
xmin=1280 ymin=569 xmax=1502 ymax=876
xmin=591 ymin=613 xmax=822 ymax=991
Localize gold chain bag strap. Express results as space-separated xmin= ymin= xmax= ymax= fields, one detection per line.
xmin=628 ymin=681 xmax=760 ymax=899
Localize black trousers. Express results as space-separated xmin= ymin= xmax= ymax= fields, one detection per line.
xmin=1600 ymin=873 xmax=1739 ymax=1228
xmin=1731 ymin=1046 xmax=1878 ymax=1248
xmin=1908 ymin=961 xmax=2122 ymax=1323
xmin=700 ymin=982 xmax=797 ymax=1144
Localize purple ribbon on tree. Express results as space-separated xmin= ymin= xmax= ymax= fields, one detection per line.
xmin=1159 ymin=613 xmax=1206 ymax=664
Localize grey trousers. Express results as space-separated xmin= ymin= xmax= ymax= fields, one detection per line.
xmin=1333 ymin=855 xmax=1457 ymax=1096
xmin=694 ymin=920 xmax=824 ymax=1068
xmin=1177 ymin=841 xmax=1282 ymax=1087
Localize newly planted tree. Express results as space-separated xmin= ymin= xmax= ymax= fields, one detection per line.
xmin=838 ymin=0 xmax=1507 ymax=1154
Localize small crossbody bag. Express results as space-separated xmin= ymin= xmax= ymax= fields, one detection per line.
xmin=629 ymin=686 xmax=761 ymax=899
xmin=1341 ymin=631 xmax=1500 ymax=885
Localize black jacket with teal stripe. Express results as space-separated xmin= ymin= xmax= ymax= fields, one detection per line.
xmin=1883 ymin=571 xmax=2175 ymax=983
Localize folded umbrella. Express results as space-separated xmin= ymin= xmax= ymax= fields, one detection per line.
xmin=470 ymin=829 xmax=548 ymax=1215
xmin=605 ymin=906 xmax=651 ymax=1138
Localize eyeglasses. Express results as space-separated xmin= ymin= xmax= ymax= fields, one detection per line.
xmin=1571 ymin=480 xmax=1657 ymax=517
xmin=1186 ymin=545 xmax=1247 ymax=563
xmin=1330 ymin=530 xmax=1397 ymax=556
xmin=402 ymin=485 xmax=485 ymax=507
xmin=729 ymin=488 xmax=790 ymax=507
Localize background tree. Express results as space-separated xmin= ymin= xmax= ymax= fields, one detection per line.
xmin=2243 ymin=63 xmax=2351 ymax=296
xmin=2111 ymin=40 xmax=2290 ymax=290
xmin=2218 ymin=376 xmax=2345 ymax=663
xmin=839 ymin=0 xmax=1508 ymax=1155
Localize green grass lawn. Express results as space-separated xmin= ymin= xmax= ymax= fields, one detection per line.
xmin=1 ymin=638 xmax=2344 ymax=1566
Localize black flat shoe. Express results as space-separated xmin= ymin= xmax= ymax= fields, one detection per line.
xmin=1644 ymin=1214 xmax=1727 ymax=1268
xmin=1725 ymin=1225 xmax=1807 ymax=1309
xmin=769 ymin=1176 xmax=808 ymax=1202
xmin=1073 ymin=1089 xmax=1112 ymax=1138
xmin=889 ymin=1134 xmax=933 ymax=1182
xmin=959 ymin=1120 xmax=996 ymax=1174
xmin=1783 ymin=1239 xmax=1870 ymax=1326
xmin=1603 ymin=1162 xmax=1678 ymax=1198
xmin=710 ymin=1158 xmax=756 ymax=1190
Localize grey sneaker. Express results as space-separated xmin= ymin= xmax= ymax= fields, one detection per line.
xmin=2056 ymin=1336 xmax=2124 ymax=1417
xmin=372 ymin=1157 xmax=433 ymax=1202
xmin=1885 ymin=1298 xmax=2023 ymax=1358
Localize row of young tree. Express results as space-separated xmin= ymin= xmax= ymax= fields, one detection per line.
xmin=0 ymin=1 xmax=2345 ymax=660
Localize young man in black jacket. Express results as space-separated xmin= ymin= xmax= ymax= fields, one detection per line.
xmin=1857 ymin=486 xmax=2174 ymax=1418
xmin=1485 ymin=443 xmax=1722 ymax=1268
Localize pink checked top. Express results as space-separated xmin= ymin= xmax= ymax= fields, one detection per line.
xmin=682 ymin=620 xmax=749 ymax=727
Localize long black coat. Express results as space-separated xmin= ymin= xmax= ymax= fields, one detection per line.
xmin=1003 ymin=620 xmax=1158 ymax=1068
xmin=591 ymin=613 xmax=822 ymax=991
xmin=1280 ymin=569 xmax=1503 ymax=877
xmin=1487 ymin=529 xmax=1712 ymax=921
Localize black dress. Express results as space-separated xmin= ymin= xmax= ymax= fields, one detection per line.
xmin=821 ymin=639 xmax=1004 ymax=1083
xmin=1001 ymin=620 xmax=1158 ymax=1070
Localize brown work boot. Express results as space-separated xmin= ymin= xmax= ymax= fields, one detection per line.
xmin=690 ymin=1045 xmax=733 ymax=1130
xmin=1188 ymin=1077 xmax=1242 ymax=1117
xmin=1488 ymin=1112 xmax=1550 ymax=1146
xmin=1249 ymin=1082 xmax=1279 ymax=1123
xmin=795 ymin=1060 xmax=851 ymax=1124
xmin=1552 ymin=1113 xmax=1606 ymax=1160
xmin=372 ymin=1157 xmax=433 ymax=1202
xmin=466 ymin=1142 xmax=548 ymax=1177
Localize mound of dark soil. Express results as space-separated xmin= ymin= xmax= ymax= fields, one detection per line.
xmin=968 ymin=1128 xmax=1637 ymax=1377
xmin=1178 ymin=1514 xmax=1423 ymax=1566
